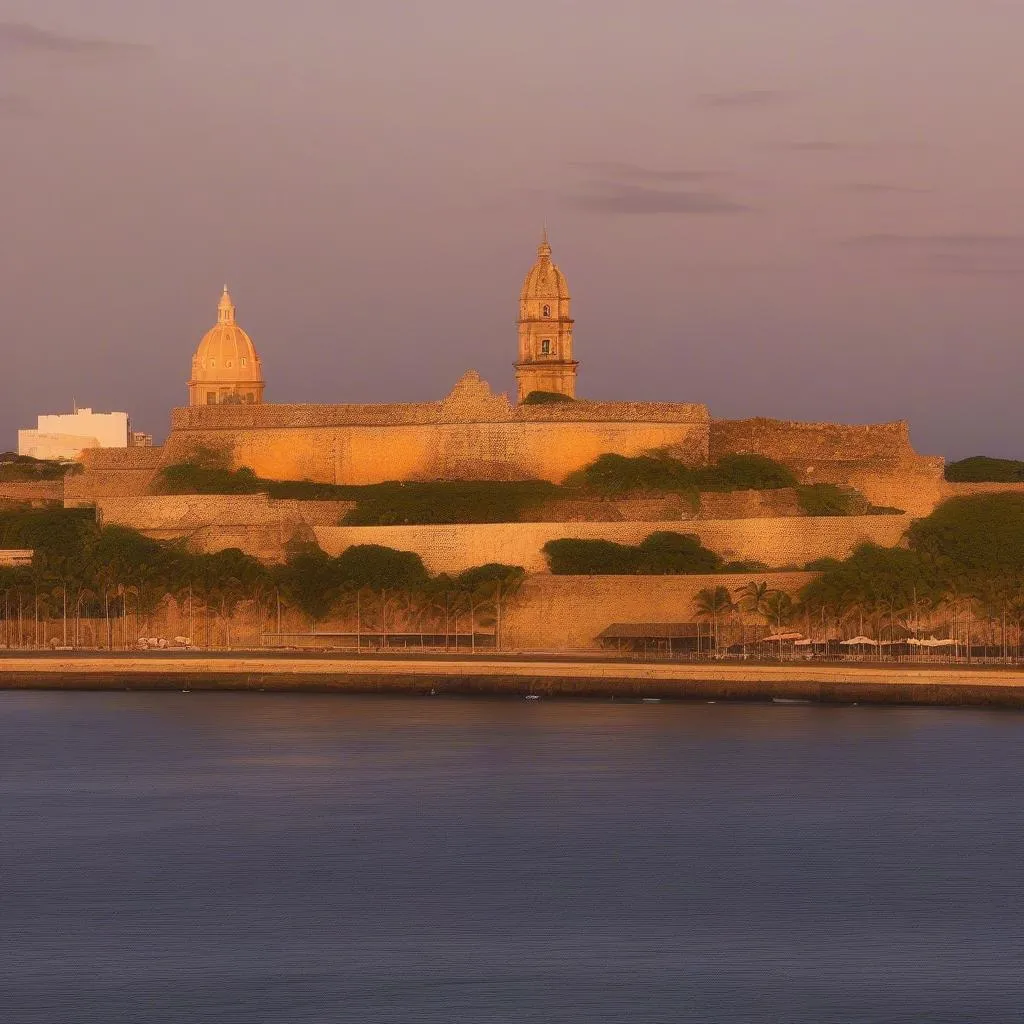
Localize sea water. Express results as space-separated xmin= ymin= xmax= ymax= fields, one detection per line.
xmin=1 ymin=692 xmax=1022 ymax=1023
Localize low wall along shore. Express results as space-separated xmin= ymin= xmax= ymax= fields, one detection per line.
xmin=314 ymin=516 xmax=912 ymax=575
xmin=4 ymin=653 xmax=1024 ymax=708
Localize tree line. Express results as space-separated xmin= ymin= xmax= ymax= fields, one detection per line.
xmin=0 ymin=507 xmax=523 ymax=649
xmin=692 ymin=494 xmax=1024 ymax=652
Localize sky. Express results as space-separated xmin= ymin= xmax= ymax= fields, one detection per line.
xmin=2 ymin=0 xmax=1024 ymax=459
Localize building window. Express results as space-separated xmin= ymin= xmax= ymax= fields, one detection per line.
xmin=206 ymin=392 xmax=217 ymax=405
xmin=543 ymin=305 xmax=551 ymax=317
xmin=541 ymin=339 xmax=551 ymax=355
xmin=241 ymin=357 xmax=247 ymax=367
xmin=210 ymin=360 xmax=216 ymax=368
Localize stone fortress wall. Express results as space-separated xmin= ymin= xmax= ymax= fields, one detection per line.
xmin=0 ymin=481 xmax=64 ymax=505
xmin=313 ymin=515 xmax=913 ymax=575
xmin=65 ymin=447 xmax=165 ymax=503
xmin=160 ymin=374 xmax=710 ymax=485
xmin=93 ymin=494 xmax=354 ymax=562
xmin=709 ymin=418 xmax=946 ymax=516
xmin=59 ymin=375 xmax=949 ymax=574
xmin=503 ymin=573 xmax=817 ymax=650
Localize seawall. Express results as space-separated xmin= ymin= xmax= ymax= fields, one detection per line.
xmin=4 ymin=653 xmax=1024 ymax=707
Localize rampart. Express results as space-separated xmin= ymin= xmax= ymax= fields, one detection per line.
xmin=159 ymin=376 xmax=710 ymax=485
xmin=313 ymin=515 xmax=912 ymax=574
xmin=710 ymin=417 xmax=946 ymax=515
xmin=65 ymin=447 xmax=164 ymax=503
xmin=94 ymin=494 xmax=354 ymax=561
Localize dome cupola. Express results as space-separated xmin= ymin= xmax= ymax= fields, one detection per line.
xmin=188 ymin=286 xmax=265 ymax=406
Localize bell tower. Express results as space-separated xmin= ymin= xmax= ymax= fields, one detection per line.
xmin=515 ymin=231 xmax=578 ymax=402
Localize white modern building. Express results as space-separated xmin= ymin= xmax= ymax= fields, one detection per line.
xmin=18 ymin=408 xmax=133 ymax=461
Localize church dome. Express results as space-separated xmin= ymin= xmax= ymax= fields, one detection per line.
xmin=520 ymin=232 xmax=570 ymax=303
xmin=188 ymin=287 xmax=265 ymax=406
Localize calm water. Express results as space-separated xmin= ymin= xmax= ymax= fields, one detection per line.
xmin=1 ymin=693 xmax=1023 ymax=1023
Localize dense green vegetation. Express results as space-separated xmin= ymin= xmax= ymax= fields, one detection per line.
xmin=800 ymin=494 xmax=1024 ymax=638
xmin=339 ymin=481 xmax=559 ymax=525
xmin=543 ymin=531 xmax=724 ymax=575
xmin=792 ymin=483 xmax=904 ymax=517
xmin=521 ymin=391 xmax=576 ymax=404
xmin=945 ymin=456 xmax=1024 ymax=483
xmin=567 ymin=452 xmax=799 ymax=497
xmin=0 ymin=453 xmax=73 ymax=482
xmin=157 ymin=459 xmax=559 ymax=523
xmin=157 ymin=449 xmax=899 ymax=525
xmin=0 ymin=506 xmax=525 ymax=645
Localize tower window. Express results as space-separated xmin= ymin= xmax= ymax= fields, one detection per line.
xmin=241 ymin=357 xmax=247 ymax=367
xmin=226 ymin=360 xmax=233 ymax=368
xmin=210 ymin=360 xmax=216 ymax=368
xmin=543 ymin=305 xmax=551 ymax=318
xmin=541 ymin=340 xmax=551 ymax=355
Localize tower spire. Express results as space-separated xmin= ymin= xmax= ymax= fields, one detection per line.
xmin=218 ymin=284 xmax=236 ymax=325
xmin=538 ymin=226 xmax=552 ymax=260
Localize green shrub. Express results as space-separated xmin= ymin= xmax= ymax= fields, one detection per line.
xmin=695 ymin=454 xmax=798 ymax=491
xmin=543 ymin=531 xmax=722 ymax=575
xmin=543 ymin=538 xmax=640 ymax=575
xmin=566 ymin=452 xmax=692 ymax=496
xmin=0 ymin=453 xmax=72 ymax=482
xmin=342 ymin=480 xmax=559 ymax=525
xmin=335 ymin=544 xmax=429 ymax=590
xmin=521 ymin=391 xmax=575 ymax=404
xmin=797 ymin=484 xmax=866 ymax=516
xmin=454 ymin=563 xmax=526 ymax=592
xmin=723 ymin=559 xmax=771 ymax=573
xmin=569 ymin=451 xmax=796 ymax=497
xmin=158 ymin=462 xmax=263 ymax=495
xmin=636 ymin=531 xmax=722 ymax=574
xmin=945 ymin=456 xmax=1024 ymax=483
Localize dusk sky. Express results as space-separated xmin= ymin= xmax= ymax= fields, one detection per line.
xmin=2 ymin=1 xmax=1024 ymax=459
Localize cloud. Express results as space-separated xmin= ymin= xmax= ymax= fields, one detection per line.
xmin=571 ymin=183 xmax=749 ymax=215
xmin=569 ymin=161 xmax=722 ymax=183
xmin=698 ymin=90 xmax=788 ymax=109
xmin=843 ymin=183 xmax=932 ymax=195
xmin=846 ymin=234 xmax=1024 ymax=250
xmin=0 ymin=21 xmax=148 ymax=58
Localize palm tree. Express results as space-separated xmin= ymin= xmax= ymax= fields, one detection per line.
xmin=693 ymin=586 xmax=735 ymax=653
xmin=735 ymin=580 xmax=778 ymax=641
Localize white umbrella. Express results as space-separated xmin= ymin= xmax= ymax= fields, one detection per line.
xmin=763 ymin=631 xmax=804 ymax=642
xmin=841 ymin=636 xmax=878 ymax=646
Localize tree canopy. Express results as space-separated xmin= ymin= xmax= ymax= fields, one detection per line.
xmin=543 ymin=531 xmax=724 ymax=575
xmin=945 ymin=456 xmax=1024 ymax=483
